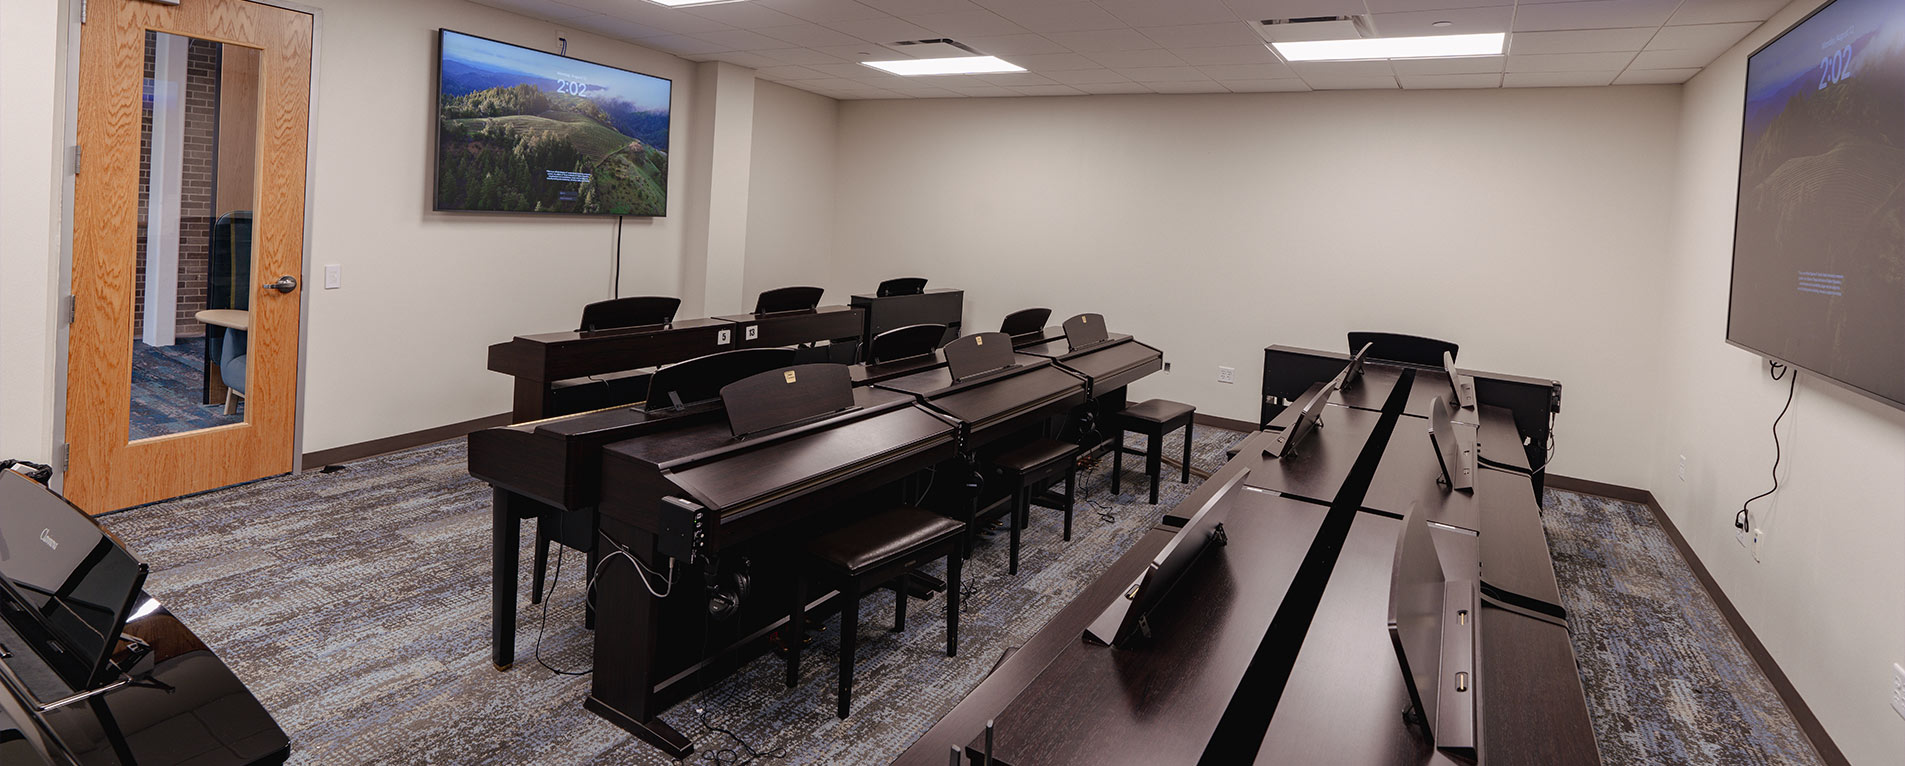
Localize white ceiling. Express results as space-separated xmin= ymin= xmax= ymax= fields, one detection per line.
xmin=471 ymin=0 xmax=1790 ymax=99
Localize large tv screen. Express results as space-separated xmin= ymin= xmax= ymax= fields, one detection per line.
xmin=435 ymin=30 xmax=671 ymax=216
xmin=1730 ymin=0 xmax=1905 ymax=407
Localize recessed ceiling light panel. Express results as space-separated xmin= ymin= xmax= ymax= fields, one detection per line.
xmin=862 ymin=56 xmax=1026 ymax=76
xmin=1272 ymin=32 xmax=1504 ymax=62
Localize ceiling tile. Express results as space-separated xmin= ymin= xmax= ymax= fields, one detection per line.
xmin=1371 ymin=5 xmax=1513 ymax=37
xmin=756 ymin=64 xmax=833 ymax=80
xmin=694 ymin=29 xmax=791 ymax=50
xmin=1646 ymin=22 xmax=1758 ymax=53
xmin=951 ymin=84 xmax=1022 ymax=96
xmin=578 ymin=14 xmax=675 ymax=41
xmin=585 ymin=1 xmax=736 ymax=35
xmin=1503 ymin=70 xmax=1620 ymax=87
xmin=679 ymin=2 xmax=808 ymax=29
xmin=1512 ymin=0 xmax=1679 ymax=33
xmin=637 ymin=34 xmax=734 ymax=55
xmin=1388 ymin=55 xmax=1503 ymax=74
xmin=1011 ymin=84 xmax=1089 ymax=95
xmin=1218 ymin=78 xmax=1311 ymax=92
xmin=705 ymin=50 xmax=785 ymax=67
xmin=1117 ymin=66 xmax=1215 ymax=82
xmin=755 ymin=0 xmax=891 ymax=24
xmin=1398 ymin=72 xmax=1504 ymax=89
xmin=1145 ymin=80 xmax=1231 ymax=93
xmin=755 ymin=47 xmax=851 ymax=64
xmin=1365 ymin=0 xmax=1510 ymax=11
xmin=1044 ymin=67 xmax=1135 ymax=83
xmin=814 ymin=43 xmax=905 ymax=59
xmin=1505 ymin=51 xmax=1637 ymax=72
xmin=830 ymin=16 xmax=938 ymax=43
xmin=890 ymin=84 xmax=967 ymax=96
xmin=1046 ymin=28 xmax=1160 ymax=52
xmin=979 ymin=72 xmax=1060 ymax=86
xmin=1074 ymin=81 xmax=1156 ymax=94
xmin=1667 ymin=0 xmax=1788 ymax=26
xmin=807 ymin=61 xmax=886 ymax=77
xmin=904 ymin=10 xmax=1029 ymax=36
xmin=1194 ymin=62 xmax=1295 ymax=80
xmin=1222 ymin=0 xmax=1368 ymax=19
xmin=1137 ymin=22 xmax=1265 ymax=49
xmin=1630 ymin=49 xmax=1714 ymax=70
xmin=1007 ymin=52 xmax=1101 ymax=70
xmin=1614 ymin=67 xmax=1699 ymax=84
xmin=1290 ymin=60 xmax=1396 ymax=78
xmin=860 ymin=0 xmax=987 ymax=14
xmin=472 ymin=0 xmax=596 ymax=21
xmin=757 ymin=23 xmax=871 ymax=47
xmin=1173 ymin=44 xmax=1282 ymax=65
xmin=1084 ymin=48 xmax=1189 ymax=68
xmin=960 ymin=34 xmax=1074 ymax=55
xmin=989 ymin=2 xmax=1127 ymax=33
xmin=1305 ymin=74 xmax=1402 ymax=90
xmin=1508 ymin=27 xmax=1655 ymax=55
xmin=1093 ymin=0 xmax=1242 ymax=27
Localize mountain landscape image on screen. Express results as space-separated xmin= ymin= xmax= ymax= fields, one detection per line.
xmin=436 ymin=31 xmax=670 ymax=216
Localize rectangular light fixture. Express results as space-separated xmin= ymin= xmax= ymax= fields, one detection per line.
xmin=644 ymin=0 xmax=749 ymax=7
xmin=861 ymin=56 xmax=1025 ymax=76
xmin=1271 ymin=32 xmax=1504 ymax=62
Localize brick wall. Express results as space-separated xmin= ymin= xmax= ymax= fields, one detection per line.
xmin=133 ymin=34 xmax=220 ymax=342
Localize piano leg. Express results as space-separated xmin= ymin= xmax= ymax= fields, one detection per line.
xmin=492 ymin=488 xmax=519 ymax=670
xmin=588 ymin=521 xmax=695 ymax=758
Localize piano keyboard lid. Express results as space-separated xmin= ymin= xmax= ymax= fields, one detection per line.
xmin=878 ymin=358 xmax=1087 ymax=425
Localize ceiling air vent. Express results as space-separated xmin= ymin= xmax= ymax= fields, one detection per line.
xmin=1255 ymin=16 xmax=1377 ymax=44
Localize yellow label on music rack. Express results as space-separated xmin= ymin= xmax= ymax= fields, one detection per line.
xmin=1081 ymin=315 xmax=1089 ymax=323
xmin=975 ymin=336 xmax=984 ymax=346
xmin=784 ymin=371 xmax=797 ymax=383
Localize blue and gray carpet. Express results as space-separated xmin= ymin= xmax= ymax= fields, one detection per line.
xmin=130 ymin=336 xmax=241 ymax=441
xmin=97 ymin=429 xmax=1824 ymax=765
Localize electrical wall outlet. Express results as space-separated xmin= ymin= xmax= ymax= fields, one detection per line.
xmin=1677 ymin=454 xmax=1687 ymax=482
xmin=1751 ymin=528 xmax=1764 ymax=559
xmin=323 ymin=264 xmax=341 ymax=289
xmin=744 ymin=325 xmax=758 ymax=341
xmin=716 ymin=329 xmax=732 ymax=345
xmin=1890 ymin=663 xmax=1905 ymax=722
xmin=1217 ymin=366 xmax=1235 ymax=384
xmin=1163 ymin=362 xmax=1171 ymax=373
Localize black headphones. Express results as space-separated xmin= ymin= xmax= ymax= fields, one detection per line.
xmin=705 ymin=559 xmax=751 ymax=621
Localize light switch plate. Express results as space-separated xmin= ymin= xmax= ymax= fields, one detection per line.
xmin=745 ymin=325 xmax=758 ymax=341
xmin=717 ymin=329 xmax=732 ymax=345
xmin=323 ymin=264 xmax=341 ymax=289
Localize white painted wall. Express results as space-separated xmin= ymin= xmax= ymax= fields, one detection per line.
xmin=0 ymin=0 xmax=66 ymax=465
xmin=830 ymin=87 xmax=1682 ymax=488
xmin=744 ymin=81 xmax=838 ymax=306
xmin=1652 ymin=1 xmax=1905 ymax=762
xmin=0 ymin=0 xmax=719 ymax=459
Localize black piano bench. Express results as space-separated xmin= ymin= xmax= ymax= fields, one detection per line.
xmin=1112 ymin=399 xmax=1196 ymax=505
xmin=787 ymin=507 xmax=966 ymax=719
xmin=992 ymin=438 xmax=1081 ymax=575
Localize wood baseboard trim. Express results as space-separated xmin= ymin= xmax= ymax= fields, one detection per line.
xmin=1548 ymin=475 xmax=1850 ymax=766
xmin=300 ymin=412 xmax=511 ymax=470
xmin=1194 ymin=412 xmax=1257 ymax=433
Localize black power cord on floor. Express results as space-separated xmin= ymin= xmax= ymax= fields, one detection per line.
xmin=1735 ymin=362 xmax=1796 ymax=532
xmin=533 ymin=547 xmax=590 ymax=676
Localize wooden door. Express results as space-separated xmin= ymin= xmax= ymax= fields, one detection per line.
xmin=65 ymin=0 xmax=312 ymax=512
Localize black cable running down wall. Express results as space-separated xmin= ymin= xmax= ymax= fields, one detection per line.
xmin=1197 ymin=370 xmax=1416 ymax=765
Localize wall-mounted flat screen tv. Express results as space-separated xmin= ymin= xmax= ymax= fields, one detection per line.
xmin=435 ymin=30 xmax=671 ymax=216
xmin=1730 ymin=0 xmax=1905 ymax=408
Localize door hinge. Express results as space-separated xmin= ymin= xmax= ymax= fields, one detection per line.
xmin=62 ymin=295 xmax=76 ymax=326
xmin=79 ymin=0 xmax=86 ymax=24
xmin=57 ymin=444 xmax=71 ymax=473
xmin=70 ymin=145 xmax=80 ymax=175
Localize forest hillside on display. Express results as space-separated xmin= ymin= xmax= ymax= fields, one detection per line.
xmin=435 ymin=35 xmax=670 ymax=216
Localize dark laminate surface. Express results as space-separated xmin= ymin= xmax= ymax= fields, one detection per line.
xmin=977 ymin=489 xmax=1328 ymax=766
xmin=1017 ymin=336 xmax=1162 ymax=395
xmin=1363 ymin=416 xmax=1485 ymax=533
xmin=850 ymin=289 xmax=963 ymax=343
xmin=851 ymin=350 xmax=946 ymax=386
xmin=1476 ymin=465 xmax=1565 ymax=613
xmin=1332 ymin=364 xmax=1450 ymax=419
xmin=467 ymin=404 xmax=713 ymax=512
xmin=1471 ymin=405 xmax=1532 ymax=473
xmin=873 ymin=357 xmax=1087 ymax=445
xmin=1237 ymin=405 xmax=1381 ymax=507
xmin=712 ymin=305 xmax=863 ymax=349
xmin=1477 ymin=605 xmax=1600 ymax=766
xmin=1252 ymin=512 xmax=1444 ymax=766
xmin=1 ymin=596 xmax=290 ymax=766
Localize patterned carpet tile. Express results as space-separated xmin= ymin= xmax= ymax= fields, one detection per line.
xmin=95 ymin=430 xmax=1826 ymax=765
xmin=130 ymin=336 xmax=242 ymax=441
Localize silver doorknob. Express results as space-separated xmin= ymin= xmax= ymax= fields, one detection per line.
xmin=266 ymin=276 xmax=298 ymax=294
